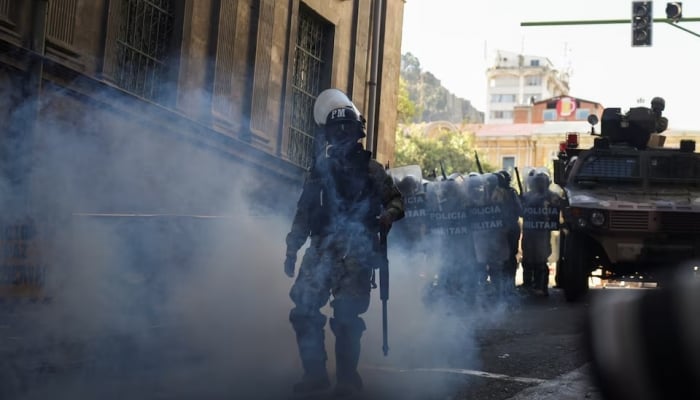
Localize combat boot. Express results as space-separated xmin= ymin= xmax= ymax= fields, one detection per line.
xmin=533 ymin=263 xmax=549 ymax=297
xmin=333 ymin=370 xmax=363 ymax=397
xmin=330 ymin=316 xmax=365 ymax=398
xmin=292 ymin=375 xmax=331 ymax=395
xmin=292 ymin=345 xmax=330 ymax=395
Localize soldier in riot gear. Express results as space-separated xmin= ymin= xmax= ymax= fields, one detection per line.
xmin=520 ymin=169 xmax=563 ymax=296
xmin=397 ymin=175 xmax=420 ymax=196
xmin=284 ymin=88 xmax=404 ymax=397
xmin=468 ymin=173 xmax=510 ymax=301
xmin=425 ymin=177 xmax=475 ymax=311
xmin=393 ymin=174 xmax=428 ymax=251
xmin=497 ymin=170 xmax=523 ymax=292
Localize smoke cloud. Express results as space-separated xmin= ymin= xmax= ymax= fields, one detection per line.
xmin=0 ymin=68 xmax=517 ymax=400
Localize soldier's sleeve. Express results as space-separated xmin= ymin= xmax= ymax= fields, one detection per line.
xmin=369 ymin=160 xmax=405 ymax=222
xmin=285 ymin=176 xmax=314 ymax=253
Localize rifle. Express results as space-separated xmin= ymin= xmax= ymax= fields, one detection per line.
xmin=514 ymin=166 xmax=524 ymax=197
xmin=379 ymin=227 xmax=389 ymax=356
xmin=439 ymin=160 xmax=447 ymax=180
xmin=474 ymin=151 xmax=484 ymax=174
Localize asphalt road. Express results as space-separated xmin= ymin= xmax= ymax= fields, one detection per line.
xmin=353 ymin=287 xmax=603 ymax=400
xmin=1 ymin=286 xmax=606 ymax=400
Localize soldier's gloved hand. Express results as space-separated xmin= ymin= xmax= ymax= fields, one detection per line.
xmin=284 ymin=252 xmax=297 ymax=278
xmin=378 ymin=211 xmax=394 ymax=233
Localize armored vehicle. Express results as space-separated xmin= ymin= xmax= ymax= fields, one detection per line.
xmin=553 ymin=98 xmax=700 ymax=301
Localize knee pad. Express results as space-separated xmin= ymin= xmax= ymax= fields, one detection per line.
xmin=329 ymin=316 xmax=366 ymax=337
xmin=289 ymin=307 xmax=326 ymax=332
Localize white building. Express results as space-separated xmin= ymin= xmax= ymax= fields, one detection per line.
xmin=486 ymin=50 xmax=570 ymax=124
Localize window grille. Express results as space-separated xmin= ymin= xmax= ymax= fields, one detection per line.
xmin=114 ymin=0 xmax=176 ymax=101
xmin=288 ymin=6 xmax=332 ymax=169
xmin=0 ymin=0 xmax=15 ymax=23
xmin=47 ymin=0 xmax=77 ymax=45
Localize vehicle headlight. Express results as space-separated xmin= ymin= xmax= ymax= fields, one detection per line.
xmin=577 ymin=218 xmax=588 ymax=228
xmin=590 ymin=211 xmax=606 ymax=227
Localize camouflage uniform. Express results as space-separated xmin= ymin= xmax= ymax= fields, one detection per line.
xmin=285 ymin=147 xmax=404 ymax=391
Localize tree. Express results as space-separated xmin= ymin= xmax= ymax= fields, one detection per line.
xmin=394 ymin=125 xmax=495 ymax=178
xmin=397 ymin=77 xmax=418 ymax=124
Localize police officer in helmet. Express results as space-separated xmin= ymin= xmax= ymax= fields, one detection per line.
xmin=284 ymin=88 xmax=405 ymax=397
xmin=521 ymin=169 xmax=562 ymax=296
xmin=497 ymin=169 xmax=523 ymax=293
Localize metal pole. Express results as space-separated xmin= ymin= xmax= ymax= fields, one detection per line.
xmin=665 ymin=21 xmax=700 ymax=38
xmin=521 ymin=17 xmax=700 ymax=26
xmin=11 ymin=0 xmax=48 ymax=210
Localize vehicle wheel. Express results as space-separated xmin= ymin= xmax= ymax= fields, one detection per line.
xmin=562 ymin=232 xmax=590 ymax=302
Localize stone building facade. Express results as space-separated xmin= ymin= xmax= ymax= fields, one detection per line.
xmin=0 ymin=0 xmax=405 ymax=217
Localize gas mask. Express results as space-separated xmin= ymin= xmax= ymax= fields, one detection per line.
xmin=323 ymin=121 xmax=363 ymax=159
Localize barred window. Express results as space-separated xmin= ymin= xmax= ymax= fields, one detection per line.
xmin=114 ymin=0 xmax=176 ymax=101
xmin=0 ymin=0 xmax=18 ymax=24
xmin=47 ymin=0 xmax=77 ymax=45
xmin=288 ymin=6 xmax=333 ymax=169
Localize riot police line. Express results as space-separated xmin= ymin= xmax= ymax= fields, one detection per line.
xmin=389 ymin=167 xmax=564 ymax=309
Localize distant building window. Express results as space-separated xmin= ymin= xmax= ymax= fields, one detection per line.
xmin=575 ymin=109 xmax=591 ymax=120
xmin=288 ymin=5 xmax=333 ymax=169
xmin=490 ymin=110 xmax=513 ymax=119
xmin=491 ymin=94 xmax=516 ymax=103
xmin=114 ymin=0 xmax=177 ymax=101
xmin=543 ymin=109 xmax=557 ymax=120
xmin=526 ymin=76 xmax=542 ymax=86
xmin=502 ymin=156 xmax=516 ymax=171
xmin=530 ymin=59 xmax=540 ymax=67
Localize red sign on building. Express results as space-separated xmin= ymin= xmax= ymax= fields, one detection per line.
xmin=556 ymin=97 xmax=577 ymax=117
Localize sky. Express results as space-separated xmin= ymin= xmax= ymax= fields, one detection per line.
xmin=400 ymin=0 xmax=700 ymax=130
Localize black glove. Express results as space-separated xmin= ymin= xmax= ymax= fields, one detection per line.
xmin=284 ymin=253 xmax=297 ymax=278
xmin=379 ymin=211 xmax=394 ymax=233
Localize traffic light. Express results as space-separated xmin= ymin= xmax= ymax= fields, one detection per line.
xmin=632 ymin=1 xmax=653 ymax=47
xmin=666 ymin=2 xmax=682 ymax=21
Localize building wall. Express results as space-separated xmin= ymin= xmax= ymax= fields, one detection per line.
xmin=514 ymin=97 xmax=604 ymax=124
xmin=485 ymin=50 xmax=569 ymax=124
xmin=0 ymin=0 xmax=405 ymax=216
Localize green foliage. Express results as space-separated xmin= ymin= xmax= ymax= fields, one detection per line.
xmin=397 ymin=77 xmax=418 ymax=124
xmin=394 ymin=125 xmax=495 ymax=178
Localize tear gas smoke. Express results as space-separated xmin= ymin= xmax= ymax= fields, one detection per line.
xmin=0 ymin=74 xmax=515 ymax=400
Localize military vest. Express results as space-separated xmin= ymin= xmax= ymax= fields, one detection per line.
xmin=306 ymin=149 xmax=381 ymax=237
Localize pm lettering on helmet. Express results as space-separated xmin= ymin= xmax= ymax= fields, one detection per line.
xmin=330 ymin=108 xmax=347 ymax=121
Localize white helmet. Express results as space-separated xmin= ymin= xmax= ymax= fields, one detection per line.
xmin=313 ymin=89 xmax=363 ymax=125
